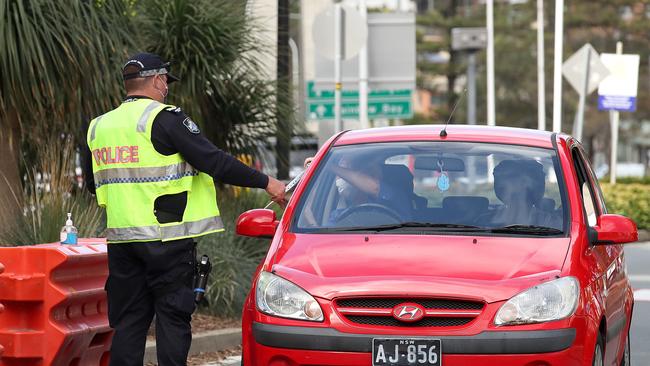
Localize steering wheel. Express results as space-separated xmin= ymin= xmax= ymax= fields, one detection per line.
xmin=335 ymin=203 xmax=403 ymax=226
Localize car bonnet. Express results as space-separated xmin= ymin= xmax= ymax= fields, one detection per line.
xmin=268 ymin=233 xmax=571 ymax=303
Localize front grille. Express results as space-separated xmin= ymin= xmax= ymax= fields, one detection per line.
xmin=335 ymin=297 xmax=484 ymax=328
xmin=346 ymin=316 xmax=473 ymax=327
xmin=336 ymin=298 xmax=484 ymax=310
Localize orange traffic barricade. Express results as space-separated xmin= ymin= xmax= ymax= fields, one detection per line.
xmin=0 ymin=239 xmax=111 ymax=366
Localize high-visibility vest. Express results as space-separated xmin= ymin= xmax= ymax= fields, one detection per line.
xmin=87 ymin=99 xmax=223 ymax=243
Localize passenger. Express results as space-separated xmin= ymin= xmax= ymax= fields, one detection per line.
xmin=487 ymin=159 xmax=561 ymax=229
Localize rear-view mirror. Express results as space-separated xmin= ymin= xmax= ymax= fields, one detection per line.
xmin=414 ymin=156 xmax=465 ymax=172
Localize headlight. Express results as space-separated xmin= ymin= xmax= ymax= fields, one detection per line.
xmin=256 ymin=271 xmax=324 ymax=322
xmin=494 ymin=276 xmax=579 ymax=326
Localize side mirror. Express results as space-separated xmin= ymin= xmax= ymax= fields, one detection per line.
xmin=589 ymin=214 xmax=638 ymax=245
xmin=236 ymin=209 xmax=279 ymax=239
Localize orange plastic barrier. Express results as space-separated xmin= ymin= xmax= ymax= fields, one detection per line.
xmin=0 ymin=239 xmax=111 ymax=366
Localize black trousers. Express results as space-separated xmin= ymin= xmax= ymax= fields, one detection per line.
xmin=105 ymin=238 xmax=196 ymax=366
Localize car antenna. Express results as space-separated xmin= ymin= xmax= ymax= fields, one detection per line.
xmin=440 ymin=88 xmax=467 ymax=137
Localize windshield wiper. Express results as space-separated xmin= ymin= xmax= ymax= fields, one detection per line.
xmin=489 ymin=224 xmax=563 ymax=235
xmin=325 ymin=222 xmax=486 ymax=233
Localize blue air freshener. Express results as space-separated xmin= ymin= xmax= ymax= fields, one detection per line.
xmin=436 ymin=159 xmax=450 ymax=192
xmin=437 ymin=173 xmax=450 ymax=191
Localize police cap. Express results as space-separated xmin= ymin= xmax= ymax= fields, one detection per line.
xmin=122 ymin=52 xmax=179 ymax=83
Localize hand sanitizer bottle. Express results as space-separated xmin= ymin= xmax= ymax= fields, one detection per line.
xmin=60 ymin=213 xmax=78 ymax=245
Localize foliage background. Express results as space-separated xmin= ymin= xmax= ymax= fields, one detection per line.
xmin=602 ymin=183 xmax=650 ymax=230
xmin=414 ymin=0 xmax=650 ymax=158
xmin=0 ymin=0 xmax=291 ymax=315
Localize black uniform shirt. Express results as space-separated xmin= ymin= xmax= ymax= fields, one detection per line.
xmin=82 ymin=96 xmax=269 ymax=221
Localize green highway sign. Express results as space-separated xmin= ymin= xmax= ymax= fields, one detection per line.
xmin=306 ymin=81 xmax=413 ymax=120
xmin=308 ymin=100 xmax=411 ymax=120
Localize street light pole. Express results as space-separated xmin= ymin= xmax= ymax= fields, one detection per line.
xmin=467 ymin=52 xmax=477 ymax=125
xmin=359 ymin=0 xmax=369 ymax=129
xmin=537 ymin=0 xmax=546 ymax=130
xmin=552 ymin=0 xmax=564 ymax=132
xmin=486 ymin=0 xmax=495 ymax=127
xmin=610 ymin=42 xmax=623 ymax=185
xmin=334 ymin=2 xmax=343 ymax=133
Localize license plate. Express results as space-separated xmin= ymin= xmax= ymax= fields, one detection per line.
xmin=372 ymin=338 xmax=442 ymax=366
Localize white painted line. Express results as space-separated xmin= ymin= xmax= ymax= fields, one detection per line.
xmin=200 ymin=356 xmax=241 ymax=366
xmin=629 ymin=275 xmax=650 ymax=282
xmin=634 ymin=289 xmax=650 ymax=302
xmin=626 ymin=242 xmax=650 ymax=249
xmin=220 ymin=356 xmax=242 ymax=366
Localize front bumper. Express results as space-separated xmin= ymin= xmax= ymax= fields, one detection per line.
xmin=253 ymin=322 xmax=576 ymax=354
xmin=248 ymin=322 xmax=582 ymax=366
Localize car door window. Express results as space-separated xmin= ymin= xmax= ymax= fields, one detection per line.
xmin=571 ymin=146 xmax=599 ymax=227
xmin=577 ymin=147 xmax=607 ymax=215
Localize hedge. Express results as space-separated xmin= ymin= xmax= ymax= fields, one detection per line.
xmin=601 ymin=183 xmax=650 ymax=230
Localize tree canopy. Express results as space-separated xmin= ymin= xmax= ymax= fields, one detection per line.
xmin=415 ymin=0 xmax=650 ymax=141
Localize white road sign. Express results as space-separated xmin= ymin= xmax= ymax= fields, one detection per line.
xmin=312 ymin=5 xmax=367 ymax=61
xmin=562 ymin=43 xmax=609 ymax=96
xmin=598 ymin=53 xmax=640 ymax=112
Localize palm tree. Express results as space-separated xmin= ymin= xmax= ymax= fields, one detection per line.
xmin=135 ymin=0 xmax=292 ymax=159
xmin=0 ymin=0 xmax=135 ymax=220
xmin=0 ymin=0 xmax=289 ymax=241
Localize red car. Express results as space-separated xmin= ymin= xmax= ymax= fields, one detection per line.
xmin=236 ymin=125 xmax=638 ymax=366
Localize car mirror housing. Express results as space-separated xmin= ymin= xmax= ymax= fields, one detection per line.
xmin=236 ymin=209 xmax=278 ymax=239
xmin=589 ymin=214 xmax=637 ymax=245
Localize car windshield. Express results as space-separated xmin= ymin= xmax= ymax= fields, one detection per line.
xmin=292 ymin=141 xmax=568 ymax=235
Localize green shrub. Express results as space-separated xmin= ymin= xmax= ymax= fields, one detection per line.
xmin=601 ymin=176 xmax=650 ymax=185
xmin=197 ymin=188 xmax=282 ymax=316
xmin=601 ymin=183 xmax=650 ymax=230
xmin=0 ymin=140 xmax=105 ymax=246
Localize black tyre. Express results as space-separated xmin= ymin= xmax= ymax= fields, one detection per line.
xmin=621 ymin=331 xmax=630 ymax=366
xmin=593 ymin=333 xmax=604 ymax=366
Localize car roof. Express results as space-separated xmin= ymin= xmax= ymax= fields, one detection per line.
xmin=334 ymin=125 xmax=564 ymax=149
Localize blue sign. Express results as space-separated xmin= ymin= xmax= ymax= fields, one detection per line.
xmin=598 ymin=95 xmax=637 ymax=112
xmin=597 ymin=53 xmax=640 ymax=113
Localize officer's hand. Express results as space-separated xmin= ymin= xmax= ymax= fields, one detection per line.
xmin=266 ymin=176 xmax=287 ymax=208
xmin=303 ymin=157 xmax=314 ymax=168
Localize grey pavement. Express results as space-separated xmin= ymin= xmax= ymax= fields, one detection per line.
xmin=201 ymin=356 xmax=241 ymax=366
xmin=219 ymin=356 xmax=242 ymax=365
xmin=626 ymin=243 xmax=650 ymax=366
xmin=144 ymin=328 xmax=241 ymax=365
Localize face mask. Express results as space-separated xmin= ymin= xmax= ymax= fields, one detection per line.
xmin=335 ymin=177 xmax=350 ymax=195
xmin=154 ymin=74 xmax=168 ymax=101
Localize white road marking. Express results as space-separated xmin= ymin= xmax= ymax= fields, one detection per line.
xmin=626 ymin=243 xmax=650 ymax=250
xmin=200 ymin=356 xmax=241 ymax=366
xmin=634 ymin=289 xmax=650 ymax=302
xmin=629 ymin=275 xmax=650 ymax=282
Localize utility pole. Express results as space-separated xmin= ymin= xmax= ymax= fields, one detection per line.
xmin=276 ymin=0 xmax=291 ymax=180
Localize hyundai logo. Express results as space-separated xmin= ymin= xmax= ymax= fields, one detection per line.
xmin=392 ymin=303 xmax=425 ymax=322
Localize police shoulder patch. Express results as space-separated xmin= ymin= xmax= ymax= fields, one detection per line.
xmin=182 ymin=117 xmax=200 ymax=134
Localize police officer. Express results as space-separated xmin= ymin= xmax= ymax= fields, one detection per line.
xmin=82 ymin=53 xmax=286 ymax=366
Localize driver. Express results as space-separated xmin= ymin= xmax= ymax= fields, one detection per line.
xmin=327 ymin=157 xmax=413 ymax=223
